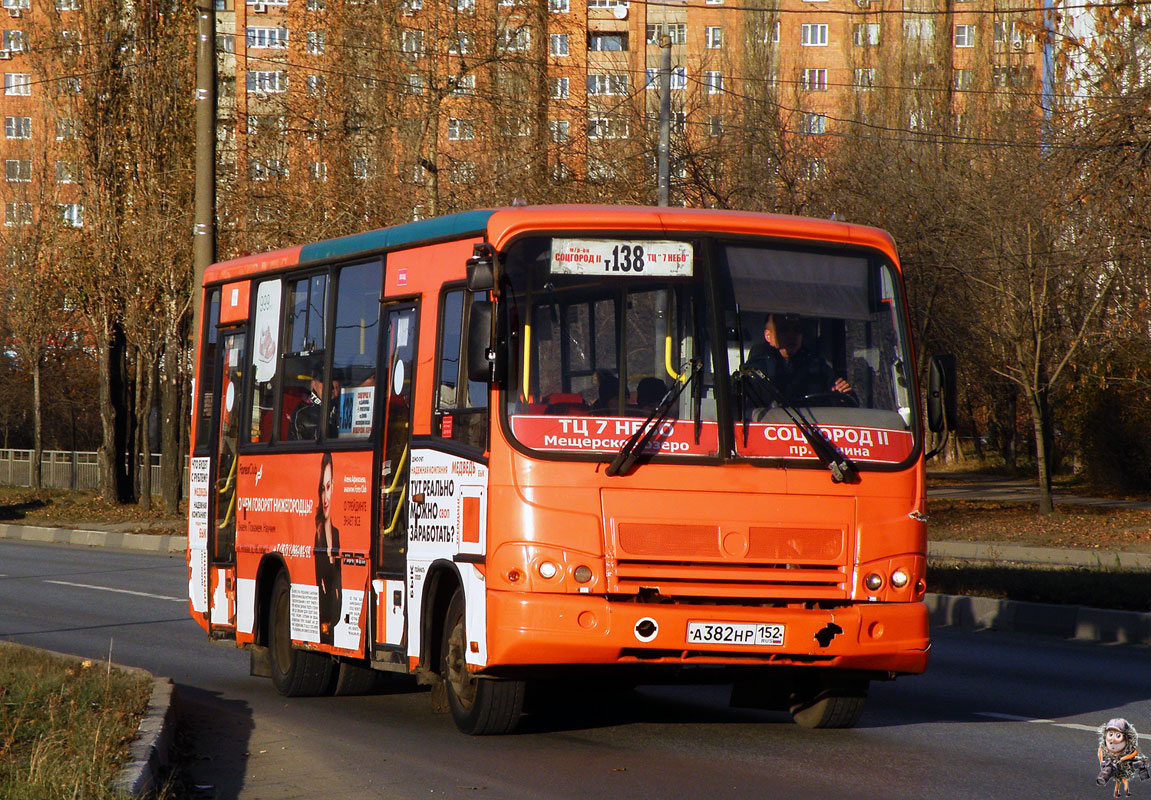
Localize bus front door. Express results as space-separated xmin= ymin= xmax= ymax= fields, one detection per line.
xmin=208 ymin=327 xmax=246 ymax=636
xmin=373 ymin=304 xmax=417 ymax=660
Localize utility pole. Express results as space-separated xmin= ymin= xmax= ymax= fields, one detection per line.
xmin=657 ymin=31 xmax=671 ymax=207
xmin=192 ymin=0 xmax=217 ymax=340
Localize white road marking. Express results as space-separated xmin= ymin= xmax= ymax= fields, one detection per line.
xmin=44 ymin=580 xmax=185 ymax=603
xmin=976 ymin=712 xmax=1099 ymax=733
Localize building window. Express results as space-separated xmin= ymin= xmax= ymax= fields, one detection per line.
xmin=309 ymin=161 xmax=327 ymax=182
xmin=770 ymin=20 xmax=780 ymax=44
xmin=705 ymin=70 xmax=723 ymax=94
xmin=5 ymin=158 xmax=31 ymax=182
xmin=55 ymin=161 xmax=77 ymax=184
xmin=994 ymin=21 xmax=1023 ymax=47
xmin=246 ymin=26 xmax=289 ymax=49
xmin=2 ymin=0 xmax=30 ymax=9
xmin=800 ymin=23 xmax=828 ymax=46
xmin=447 ymin=117 xmax=474 ymax=140
xmin=305 ymin=118 xmax=327 ymax=139
xmin=450 ymin=161 xmax=475 ymax=182
xmin=250 ymin=158 xmax=288 ymax=182
xmin=802 ymin=113 xmax=826 ymax=135
xmin=550 ymin=33 xmax=569 ymax=56
xmin=305 ymin=30 xmax=326 ymax=53
xmin=56 ymin=0 xmax=80 ymax=9
xmin=853 ymin=67 xmax=875 ymax=89
xmin=246 ymin=70 xmax=288 ymax=94
xmin=449 ymin=73 xmax=475 ymax=95
xmin=56 ymin=118 xmax=77 ymax=139
xmin=351 ymin=156 xmax=371 ymax=180
xmin=644 ymin=66 xmax=685 ymax=89
xmin=4 ymin=115 xmax=30 ymax=138
xmin=993 ymin=65 xmax=1028 ymax=87
xmin=587 ymin=73 xmax=628 ymax=95
xmin=549 ymin=0 xmax=568 ymax=11
xmin=853 ymin=23 xmax=880 ymax=46
xmin=550 ymin=76 xmax=569 ymax=98
xmin=58 ymin=203 xmax=83 ymax=227
xmin=406 ymin=73 xmax=425 ymax=94
xmin=305 ymin=74 xmax=326 ymax=96
xmin=801 ymin=68 xmax=827 ymax=91
xmin=216 ymin=32 xmax=235 ymax=54
xmin=306 ymin=0 xmax=325 ymax=9
xmin=803 ymin=158 xmax=825 ymax=180
xmin=402 ymin=0 xmax=423 ymax=12
xmin=953 ymin=68 xmax=973 ymax=90
xmin=4 ymin=73 xmax=31 ymax=96
xmin=448 ymin=31 xmax=471 ymax=54
xmin=954 ymin=24 xmax=975 ymax=47
xmin=588 ymin=32 xmax=627 ymax=51
xmin=549 ymin=119 xmax=569 ymax=142
xmin=707 ymin=114 xmax=723 ymax=136
xmin=587 ymin=0 xmax=627 ymax=7
xmin=2 ymin=30 xmax=26 ymax=52
xmin=646 ymin=23 xmax=686 ymax=44
xmin=705 ymin=26 xmax=723 ymax=49
xmin=587 ymin=116 xmax=628 ymax=139
xmin=401 ymin=29 xmax=424 ymax=56
xmin=5 ymin=201 xmax=31 ymax=225
xmin=62 ymin=75 xmax=82 ymax=94
xmin=498 ymin=27 xmax=530 ymax=51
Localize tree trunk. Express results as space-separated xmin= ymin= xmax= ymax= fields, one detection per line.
xmin=96 ymin=326 xmax=118 ymax=503
xmin=31 ymin=353 xmax=42 ymax=491
xmin=112 ymin=327 xmax=134 ymax=503
xmin=1026 ymin=387 xmax=1054 ymax=513
xmin=136 ymin=350 xmax=155 ymax=509
xmin=160 ymin=328 xmax=184 ymax=511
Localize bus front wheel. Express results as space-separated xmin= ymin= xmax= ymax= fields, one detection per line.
xmin=789 ymin=675 xmax=868 ymax=729
xmin=269 ymin=571 xmax=333 ymax=696
xmin=440 ymin=589 xmax=525 ymax=735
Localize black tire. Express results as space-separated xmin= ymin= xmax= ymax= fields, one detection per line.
xmin=790 ymin=678 xmax=868 ymax=729
xmin=332 ymin=660 xmax=379 ymax=696
xmin=269 ymin=570 xmax=334 ymax=697
xmin=440 ymin=589 xmax=525 ymax=735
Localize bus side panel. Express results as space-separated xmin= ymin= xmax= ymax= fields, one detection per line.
xmin=406 ymin=447 xmax=489 ymax=669
xmin=232 ymin=450 xmax=374 ymax=657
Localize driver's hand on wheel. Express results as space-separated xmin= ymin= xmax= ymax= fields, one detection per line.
xmin=833 ymin=378 xmax=852 ymax=394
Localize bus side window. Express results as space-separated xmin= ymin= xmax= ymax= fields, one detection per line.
xmin=280 ymin=274 xmax=328 ymax=441
xmin=194 ymin=288 xmax=221 ymax=453
xmin=435 ymin=288 xmax=488 ymax=451
xmin=248 ymin=279 xmax=282 ymax=444
xmin=330 ymin=261 xmax=383 ymax=439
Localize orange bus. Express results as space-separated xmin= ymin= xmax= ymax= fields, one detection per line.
xmin=188 ymin=205 xmax=953 ymax=734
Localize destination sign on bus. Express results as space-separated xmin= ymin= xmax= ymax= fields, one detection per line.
xmin=551 ymin=238 xmax=694 ymax=277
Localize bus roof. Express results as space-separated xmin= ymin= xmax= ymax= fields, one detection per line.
xmin=203 ymin=205 xmax=898 ymax=285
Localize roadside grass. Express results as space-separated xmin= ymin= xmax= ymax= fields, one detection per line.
xmin=0 ymin=644 xmax=154 ymax=800
xmin=928 ymin=561 xmax=1151 ymax=611
xmin=0 ymin=486 xmax=182 ymax=534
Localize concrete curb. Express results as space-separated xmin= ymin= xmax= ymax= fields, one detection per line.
xmin=0 ymin=641 xmax=176 ymax=798
xmin=925 ymin=593 xmax=1151 ymax=645
xmin=0 ymin=522 xmax=186 ymax=554
xmin=930 ymin=540 xmax=1151 ymax=570
xmin=112 ymin=677 xmax=177 ymax=799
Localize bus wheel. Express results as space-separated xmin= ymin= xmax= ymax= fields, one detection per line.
xmin=332 ymin=661 xmax=378 ymax=696
xmin=789 ymin=676 xmax=868 ymax=729
xmin=269 ymin=571 xmax=333 ymax=697
xmin=440 ymin=590 xmax=525 ymax=735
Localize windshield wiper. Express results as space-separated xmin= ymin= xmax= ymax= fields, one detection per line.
xmin=606 ymin=359 xmax=702 ymax=477
xmin=735 ymin=366 xmax=859 ymax=484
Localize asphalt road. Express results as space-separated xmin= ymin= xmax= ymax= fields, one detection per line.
xmin=0 ymin=539 xmax=1143 ymax=799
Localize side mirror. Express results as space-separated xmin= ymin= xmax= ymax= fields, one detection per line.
xmin=466 ymin=243 xmax=495 ymax=292
xmin=927 ymin=354 xmax=957 ymax=433
xmin=467 ymin=300 xmax=495 ymax=383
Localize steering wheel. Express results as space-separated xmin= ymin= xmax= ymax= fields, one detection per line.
xmin=799 ymin=391 xmax=859 ymax=408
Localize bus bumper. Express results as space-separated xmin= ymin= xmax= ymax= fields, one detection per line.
xmin=485 ymin=592 xmax=929 ymax=675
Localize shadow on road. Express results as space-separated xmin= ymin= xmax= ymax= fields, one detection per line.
xmin=172 ymin=685 xmax=255 ymax=800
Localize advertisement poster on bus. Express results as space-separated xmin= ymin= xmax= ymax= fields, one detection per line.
xmin=234 ymin=450 xmax=373 ymax=656
xmin=510 ymin=415 xmax=720 ymax=456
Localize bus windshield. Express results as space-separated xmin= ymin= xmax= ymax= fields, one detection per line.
xmin=501 ymin=235 xmax=916 ymax=467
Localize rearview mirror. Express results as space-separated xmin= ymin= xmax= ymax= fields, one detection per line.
xmin=927 ymin=354 xmax=957 ymax=433
xmin=467 ymin=300 xmax=494 ymax=383
xmin=466 ymin=243 xmax=495 ymax=292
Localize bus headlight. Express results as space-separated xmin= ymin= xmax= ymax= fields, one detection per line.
xmin=864 ymin=573 xmax=883 ymax=591
xmin=890 ymin=569 xmax=909 ymax=588
xmin=573 ymin=565 xmax=593 ymax=583
xmin=538 ymin=561 xmax=558 ymax=579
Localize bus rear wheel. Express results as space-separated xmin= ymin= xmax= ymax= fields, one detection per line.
xmin=269 ymin=570 xmax=333 ymax=697
xmin=440 ymin=589 xmax=525 ymax=735
xmin=789 ymin=675 xmax=868 ymax=729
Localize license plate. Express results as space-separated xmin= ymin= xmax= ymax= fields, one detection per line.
xmin=686 ymin=621 xmax=785 ymax=647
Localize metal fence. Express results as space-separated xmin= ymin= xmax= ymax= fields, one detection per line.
xmin=0 ymin=449 xmax=181 ymax=496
